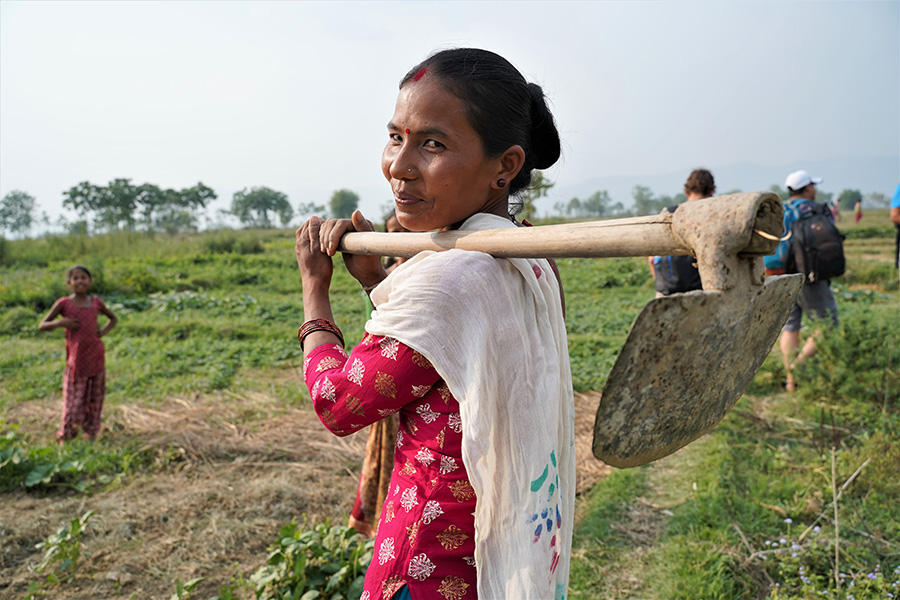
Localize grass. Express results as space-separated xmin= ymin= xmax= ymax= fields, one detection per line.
xmin=2 ymin=217 xmax=898 ymax=599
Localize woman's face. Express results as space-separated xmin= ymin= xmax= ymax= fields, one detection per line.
xmin=381 ymin=77 xmax=507 ymax=231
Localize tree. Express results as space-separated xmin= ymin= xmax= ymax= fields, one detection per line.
xmin=297 ymin=201 xmax=327 ymax=220
xmin=864 ymin=192 xmax=888 ymax=208
xmin=581 ymin=190 xmax=613 ymax=217
xmin=769 ymin=184 xmax=790 ymax=202
xmin=231 ymin=187 xmax=293 ymax=228
xmin=0 ymin=190 xmax=37 ymax=236
xmin=837 ymin=189 xmax=863 ymax=211
xmin=517 ymin=172 xmax=555 ymax=221
xmin=632 ymin=185 xmax=668 ymax=216
xmin=152 ymin=183 xmax=216 ymax=233
xmin=329 ymin=189 xmax=360 ymax=219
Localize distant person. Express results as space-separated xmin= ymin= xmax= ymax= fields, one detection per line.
xmin=648 ymin=168 xmax=716 ymax=296
xmin=854 ymin=198 xmax=863 ymax=224
xmin=891 ymin=183 xmax=900 ymax=283
xmin=38 ymin=265 xmax=118 ymax=441
xmin=831 ymin=197 xmax=841 ymax=222
xmin=777 ymin=170 xmax=840 ymax=393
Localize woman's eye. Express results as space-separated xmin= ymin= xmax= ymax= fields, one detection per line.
xmin=389 ymin=133 xmax=402 ymax=143
xmin=424 ymin=139 xmax=445 ymax=149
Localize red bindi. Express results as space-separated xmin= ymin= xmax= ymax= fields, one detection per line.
xmin=413 ymin=66 xmax=427 ymax=82
xmin=405 ymin=128 xmax=410 ymax=134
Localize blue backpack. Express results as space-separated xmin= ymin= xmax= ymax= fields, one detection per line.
xmin=764 ymin=201 xmax=801 ymax=275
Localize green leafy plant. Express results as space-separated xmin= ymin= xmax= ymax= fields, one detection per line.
xmin=0 ymin=423 xmax=157 ymax=493
xmin=213 ymin=519 xmax=374 ymax=600
xmin=25 ymin=511 xmax=95 ymax=599
xmin=171 ymin=577 xmax=207 ymax=600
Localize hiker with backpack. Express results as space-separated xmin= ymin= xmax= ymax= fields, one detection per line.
xmin=765 ymin=170 xmax=844 ymax=392
xmin=648 ymin=168 xmax=716 ymax=296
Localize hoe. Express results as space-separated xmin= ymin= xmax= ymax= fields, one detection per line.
xmin=337 ymin=192 xmax=804 ymax=468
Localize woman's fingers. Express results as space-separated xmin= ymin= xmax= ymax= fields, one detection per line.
xmin=319 ymin=213 xmax=371 ymax=256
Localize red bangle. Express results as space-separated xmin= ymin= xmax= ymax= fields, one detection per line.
xmin=298 ymin=319 xmax=344 ymax=351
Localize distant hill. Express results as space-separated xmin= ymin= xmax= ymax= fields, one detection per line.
xmin=539 ymin=155 xmax=899 ymax=216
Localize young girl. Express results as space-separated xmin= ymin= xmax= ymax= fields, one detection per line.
xmin=39 ymin=265 xmax=117 ymax=441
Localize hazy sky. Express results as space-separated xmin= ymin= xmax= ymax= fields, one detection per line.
xmin=1 ymin=0 xmax=898 ymax=225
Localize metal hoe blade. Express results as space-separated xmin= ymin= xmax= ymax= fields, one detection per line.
xmin=592 ymin=194 xmax=804 ymax=467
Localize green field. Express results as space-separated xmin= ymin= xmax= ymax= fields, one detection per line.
xmin=1 ymin=212 xmax=898 ymax=599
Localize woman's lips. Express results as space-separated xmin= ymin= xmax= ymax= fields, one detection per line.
xmin=394 ymin=192 xmax=423 ymax=206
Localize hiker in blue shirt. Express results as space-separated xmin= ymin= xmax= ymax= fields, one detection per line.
xmin=777 ymin=170 xmax=840 ymax=392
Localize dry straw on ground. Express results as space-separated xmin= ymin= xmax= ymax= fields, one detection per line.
xmin=1 ymin=390 xmax=609 ymax=599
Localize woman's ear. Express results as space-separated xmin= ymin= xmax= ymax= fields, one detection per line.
xmin=493 ymin=145 xmax=526 ymax=189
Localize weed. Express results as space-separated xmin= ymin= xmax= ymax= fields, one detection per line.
xmin=207 ymin=518 xmax=374 ymax=600
xmin=25 ymin=510 xmax=94 ymax=599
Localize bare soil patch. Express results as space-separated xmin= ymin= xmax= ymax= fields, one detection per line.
xmin=1 ymin=390 xmax=608 ymax=599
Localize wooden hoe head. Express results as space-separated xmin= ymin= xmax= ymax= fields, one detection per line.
xmin=337 ymin=192 xmax=804 ymax=468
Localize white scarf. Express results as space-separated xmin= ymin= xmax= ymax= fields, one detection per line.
xmin=367 ymin=213 xmax=575 ymax=600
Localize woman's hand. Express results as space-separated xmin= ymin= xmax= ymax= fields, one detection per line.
xmin=296 ymin=216 xmax=335 ymax=291
xmin=317 ymin=210 xmax=388 ymax=289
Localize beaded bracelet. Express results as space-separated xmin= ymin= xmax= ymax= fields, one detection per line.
xmin=298 ymin=318 xmax=344 ymax=351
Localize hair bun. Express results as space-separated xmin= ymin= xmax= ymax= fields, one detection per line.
xmin=527 ymin=83 xmax=561 ymax=171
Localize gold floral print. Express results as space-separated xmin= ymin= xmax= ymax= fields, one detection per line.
xmin=375 ymin=372 xmax=397 ymax=398
xmin=438 ymin=382 xmax=451 ymax=404
xmin=437 ymin=575 xmax=470 ymax=600
xmin=448 ymin=480 xmax=475 ymax=503
xmin=436 ymin=524 xmax=469 ymax=550
xmin=399 ymin=459 xmax=417 ymax=476
xmin=316 ymin=356 xmax=341 ymax=372
xmin=411 ymin=351 xmax=433 ymax=369
xmin=381 ymin=575 xmax=405 ymax=599
xmin=406 ymin=520 xmax=420 ymax=544
xmin=383 ymin=500 xmax=395 ymax=523
xmin=345 ymin=395 xmax=366 ymax=416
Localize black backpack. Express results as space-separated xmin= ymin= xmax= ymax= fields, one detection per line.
xmin=653 ymin=204 xmax=703 ymax=295
xmin=790 ymin=203 xmax=845 ymax=282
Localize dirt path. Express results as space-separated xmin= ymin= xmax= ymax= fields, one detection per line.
xmin=1 ymin=391 xmax=608 ymax=599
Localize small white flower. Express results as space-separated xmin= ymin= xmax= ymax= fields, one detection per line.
xmin=407 ymin=553 xmax=436 ymax=580
xmin=400 ymin=486 xmax=418 ymax=512
xmin=422 ymin=500 xmax=443 ymax=524
xmin=378 ymin=537 xmax=396 ymax=565
xmin=348 ymin=358 xmax=365 ymax=385
xmin=416 ymin=447 xmax=435 ymax=466
xmin=447 ymin=412 xmax=462 ymax=433
xmin=416 ymin=403 xmax=440 ymax=424
xmin=439 ymin=455 xmax=458 ymax=474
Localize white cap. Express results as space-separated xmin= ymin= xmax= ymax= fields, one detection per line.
xmin=785 ymin=170 xmax=823 ymax=191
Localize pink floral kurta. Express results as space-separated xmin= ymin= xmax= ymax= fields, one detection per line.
xmin=305 ymin=333 xmax=477 ymax=600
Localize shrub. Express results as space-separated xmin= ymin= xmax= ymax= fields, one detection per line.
xmin=0 ymin=305 xmax=39 ymax=336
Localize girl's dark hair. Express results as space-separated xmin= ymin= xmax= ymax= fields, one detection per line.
xmin=67 ymin=265 xmax=91 ymax=281
xmin=400 ymin=48 xmax=561 ymax=196
xmin=684 ymin=169 xmax=716 ymax=198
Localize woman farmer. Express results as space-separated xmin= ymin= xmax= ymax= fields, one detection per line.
xmin=296 ymin=48 xmax=574 ymax=600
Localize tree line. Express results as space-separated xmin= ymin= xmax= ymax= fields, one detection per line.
xmin=0 ymin=181 xmax=362 ymax=238
xmin=1 ymin=176 xmax=891 ymax=238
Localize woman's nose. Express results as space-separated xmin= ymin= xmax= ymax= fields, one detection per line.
xmin=388 ymin=144 xmax=418 ymax=180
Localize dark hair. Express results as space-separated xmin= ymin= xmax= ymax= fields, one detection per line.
xmin=67 ymin=265 xmax=91 ymax=281
xmin=787 ymin=184 xmax=810 ymax=196
xmin=400 ymin=48 xmax=561 ymax=196
xmin=684 ymin=169 xmax=716 ymax=198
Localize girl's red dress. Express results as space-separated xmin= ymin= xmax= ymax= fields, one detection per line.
xmin=57 ymin=296 xmax=107 ymax=440
xmin=305 ymin=333 xmax=477 ymax=600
